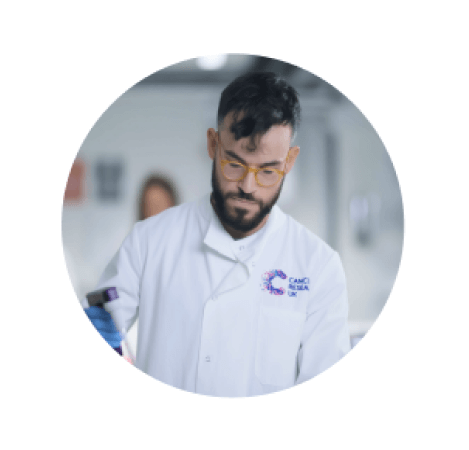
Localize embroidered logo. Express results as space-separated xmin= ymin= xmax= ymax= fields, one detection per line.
xmin=261 ymin=270 xmax=287 ymax=295
xmin=261 ymin=271 xmax=311 ymax=297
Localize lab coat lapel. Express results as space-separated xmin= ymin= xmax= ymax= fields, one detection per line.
xmin=214 ymin=207 xmax=285 ymax=296
xmin=202 ymin=197 xmax=249 ymax=296
xmin=201 ymin=195 xmax=287 ymax=297
xmin=203 ymin=210 xmax=235 ymax=261
xmin=248 ymin=205 xmax=286 ymax=260
xmin=214 ymin=261 xmax=249 ymax=297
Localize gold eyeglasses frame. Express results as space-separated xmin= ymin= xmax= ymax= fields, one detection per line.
xmin=217 ymin=134 xmax=291 ymax=188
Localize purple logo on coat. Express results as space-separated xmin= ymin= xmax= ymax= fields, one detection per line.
xmin=261 ymin=270 xmax=287 ymax=295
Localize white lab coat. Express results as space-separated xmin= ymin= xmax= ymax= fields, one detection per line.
xmin=82 ymin=194 xmax=351 ymax=397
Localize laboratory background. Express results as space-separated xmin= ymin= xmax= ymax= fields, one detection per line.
xmin=62 ymin=54 xmax=404 ymax=354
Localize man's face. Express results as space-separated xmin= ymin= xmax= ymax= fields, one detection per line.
xmin=211 ymin=156 xmax=285 ymax=234
xmin=208 ymin=116 xmax=299 ymax=237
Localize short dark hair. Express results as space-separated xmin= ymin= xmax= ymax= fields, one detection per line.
xmin=138 ymin=174 xmax=179 ymax=220
xmin=217 ymin=72 xmax=301 ymax=148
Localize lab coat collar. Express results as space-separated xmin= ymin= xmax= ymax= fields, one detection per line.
xmin=199 ymin=194 xmax=286 ymax=262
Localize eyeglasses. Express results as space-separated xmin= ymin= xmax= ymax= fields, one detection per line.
xmin=217 ymin=136 xmax=290 ymax=188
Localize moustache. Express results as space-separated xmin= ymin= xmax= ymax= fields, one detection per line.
xmin=225 ymin=191 xmax=259 ymax=203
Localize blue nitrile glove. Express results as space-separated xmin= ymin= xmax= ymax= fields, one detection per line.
xmin=85 ymin=306 xmax=122 ymax=348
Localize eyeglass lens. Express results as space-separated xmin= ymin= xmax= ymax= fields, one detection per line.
xmin=223 ymin=162 xmax=280 ymax=186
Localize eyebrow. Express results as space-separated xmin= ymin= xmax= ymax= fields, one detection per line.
xmin=224 ymin=149 xmax=282 ymax=168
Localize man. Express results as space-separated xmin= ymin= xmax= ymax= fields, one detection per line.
xmin=82 ymin=72 xmax=351 ymax=397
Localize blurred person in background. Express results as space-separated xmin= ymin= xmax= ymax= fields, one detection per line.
xmin=138 ymin=173 xmax=179 ymax=220
xmin=82 ymin=72 xmax=351 ymax=397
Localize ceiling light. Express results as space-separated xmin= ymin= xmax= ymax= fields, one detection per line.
xmin=196 ymin=54 xmax=228 ymax=71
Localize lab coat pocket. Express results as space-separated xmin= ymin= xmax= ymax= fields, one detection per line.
xmin=255 ymin=306 xmax=306 ymax=388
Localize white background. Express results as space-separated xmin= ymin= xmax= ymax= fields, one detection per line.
xmin=2 ymin=1 xmax=468 ymax=448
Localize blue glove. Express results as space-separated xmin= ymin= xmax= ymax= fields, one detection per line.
xmin=85 ymin=306 xmax=122 ymax=348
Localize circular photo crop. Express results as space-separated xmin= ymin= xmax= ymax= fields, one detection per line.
xmin=62 ymin=54 xmax=404 ymax=397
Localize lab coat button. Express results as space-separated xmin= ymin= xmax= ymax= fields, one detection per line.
xmin=239 ymin=245 xmax=244 ymax=251
xmin=205 ymin=356 xmax=211 ymax=362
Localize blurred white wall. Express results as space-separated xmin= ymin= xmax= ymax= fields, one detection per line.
xmin=330 ymin=99 xmax=404 ymax=328
xmin=62 ymin=82 xmax=403 ymax=349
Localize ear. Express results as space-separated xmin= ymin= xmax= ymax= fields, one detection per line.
xmin=207 ymin=128 xmax=218 ymax=160
xmin=284 ymin=146 xmax=300 ymax=174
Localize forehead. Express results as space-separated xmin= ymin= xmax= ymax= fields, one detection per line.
xmin=220 ymin=119 xmax=292 ymax=162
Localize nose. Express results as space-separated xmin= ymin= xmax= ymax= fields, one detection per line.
xmin=238 ymin=169 xmax=257 ymax=193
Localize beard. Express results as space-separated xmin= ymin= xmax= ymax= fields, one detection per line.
xmin=211 ymin=159 xmax=284 ymax=234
